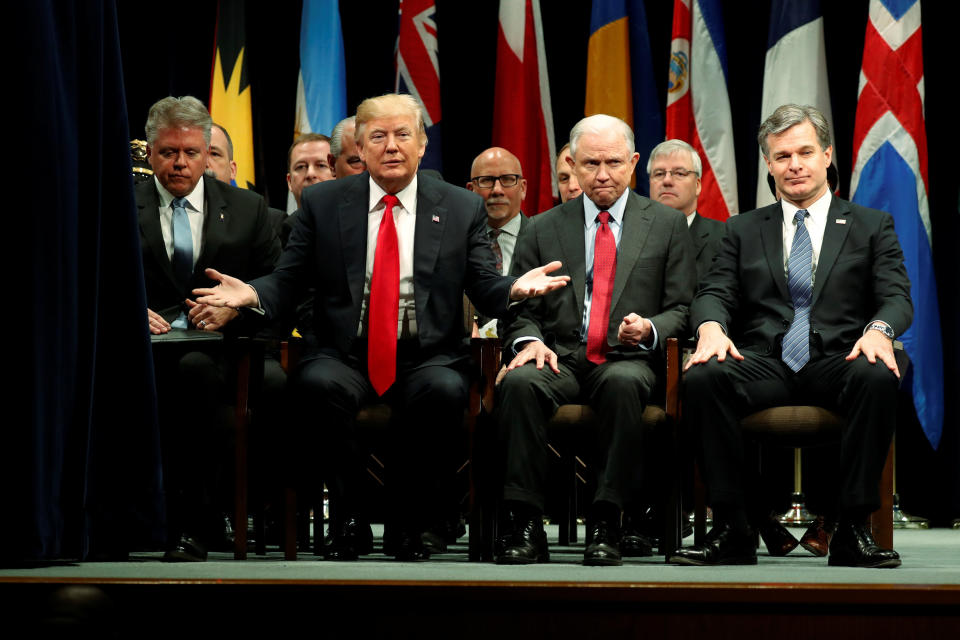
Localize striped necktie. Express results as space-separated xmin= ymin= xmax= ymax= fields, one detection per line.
xmin=171 ymin=196 xmax=193 ymax=329
xmin=782 ymin=209 xmax=813 ymax=371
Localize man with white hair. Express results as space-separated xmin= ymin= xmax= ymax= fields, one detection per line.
xmin=648 ymin=139 xmax=724 ymax=281
xmin=494 ymin=114 xmax=697 ymax=566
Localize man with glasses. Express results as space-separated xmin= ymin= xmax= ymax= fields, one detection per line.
xmin=648 ymin=140 xmax=724 ymax=282
xmin=493 ymin=114 xmax=697 ymax=566
xmin=466 ymin=147 xmax=531 ymax=337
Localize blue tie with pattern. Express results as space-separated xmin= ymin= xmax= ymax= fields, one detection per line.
xmin=782 ymin=209 xmax=813 ymax=371
xmin=171 ymin=197 xmax=193 ymax=329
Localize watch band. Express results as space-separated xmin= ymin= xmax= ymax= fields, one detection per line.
xmin=868 ymin=322 xmax=894 ymax=339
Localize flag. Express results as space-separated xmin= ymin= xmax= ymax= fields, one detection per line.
xmin=290 ymin=0 xmax=347 ymax=210
xmin=756 ymin=0 xmax=834 ymax=208
xmin=492 ymin=0 xmax=556 ymax=214
xmin=586 ymin=0 xmax=662 ymax=195
xmin=210 ymin=0 xmax=255 ymax=189
xmin=395 ymin=0 xmax=442 ymax=171
xmin=665 ymin=0 xmax=738 ymax=220
xmin=851 ymin=0 xmax=942 ymax=449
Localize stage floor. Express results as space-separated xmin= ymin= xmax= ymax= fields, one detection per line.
xmin=3 ymin=526 xmax=958 ymax=585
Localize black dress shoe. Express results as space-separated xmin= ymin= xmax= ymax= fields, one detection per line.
xmin=421 ymin=529 xmax=447 ymax=555
xmin=620 ymin=531 xmax=654 ymax=557
xmin=669 ymin=522 xmax=757 ymax=566
xmin=324 ymin=518 xmax=374 ymax=561
xmin=828 ymin=520 xmax=900 ymax=568
xmin=757 ymin=514 xmax=799 ymax=557
xmin=162 ymin=535 xmax=208 ymax=562
xmin=584 ymin=520 xmax=622 ymax=566
xmin=393 ymin=530 xmax=430 ymax=561
xmin=799 ymin=515 xmax=835 ymax=557
xmin=494 ymin=516 xmax=549 ymax=565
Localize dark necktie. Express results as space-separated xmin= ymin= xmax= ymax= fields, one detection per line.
xmin=171 ymin=197 xmax=193 ymax=329
xmin=782 ymin=209 xmax=813 ymax=372
xmin=489 ymin=228 xmax=503 ymax=274
xmin=368 ymin=195 xmax=400 ymax=395
xmin=586 ymin=211 xmax=616 ymax=364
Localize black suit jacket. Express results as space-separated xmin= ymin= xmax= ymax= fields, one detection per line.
xmin=690 ymin=197 xmax=912 ymax=357
xmin=137 ymin=174 xmax=281 ymax=330
xmin=251 ymin=171 xmax=515 ymax=365
xmin=689 ymin=212 xmax=725 ymax=283
xmin=504 ymin=191 xmax=697 ymax=360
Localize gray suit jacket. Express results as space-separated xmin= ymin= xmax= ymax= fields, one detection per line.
xmin=503 ymin=191 xmax=697 ymax=360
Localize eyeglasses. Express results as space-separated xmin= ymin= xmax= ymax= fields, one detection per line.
xmin=471 ymin=174 xmax=521 ymax=189
xmin=650 ymin=168 xmax=698 ymax=181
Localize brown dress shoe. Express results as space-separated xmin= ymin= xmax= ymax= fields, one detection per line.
xmin=799 ymin=515 xmax=835 ymax=557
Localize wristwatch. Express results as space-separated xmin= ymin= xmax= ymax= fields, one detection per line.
xmin=868 ymin=321 xmax=895 ymax=340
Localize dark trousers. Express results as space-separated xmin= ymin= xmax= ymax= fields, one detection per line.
xmin=497 ymin=345 xmax=656 ymax=512
xmin=294 ymin=341 xmax=468 ymax=530
xmin=684 ymin=350 xmax=899 ymax=516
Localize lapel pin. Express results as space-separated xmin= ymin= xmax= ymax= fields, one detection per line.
xmin=835 ymin=219 xmax=846 ymax=224
xmin=432 ymin=214 xmax=440 ymax=223
xmin=220 ymin=212 xmax=225 ymax=221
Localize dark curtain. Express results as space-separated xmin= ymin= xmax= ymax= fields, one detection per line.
xmin=6 ymin=0 xmax=164 ymax=563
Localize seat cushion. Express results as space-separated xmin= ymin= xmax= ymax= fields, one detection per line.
xmin=741 ymin=406 xmax=844 ymax=447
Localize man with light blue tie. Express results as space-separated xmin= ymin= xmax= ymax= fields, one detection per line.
xmin=494 ymin=114 xmax=697 ymax=566
xmin=671 ymin=104 xmax=912 ymax=568
xmin=136 ymin=96 xmax=279 ymax=561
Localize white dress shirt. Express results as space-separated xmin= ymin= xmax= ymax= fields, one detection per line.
xmin=781 ymin=190 xmax=830 ymax=282
xmin=154 ymin=175 xmax=205 ymax=266
xmin=359 ymin=175 xmax=419 ymax=338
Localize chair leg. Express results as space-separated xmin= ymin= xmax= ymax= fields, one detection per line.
xmin=872 ymin=442 xmax=895 ymax=549
xmin=283 ymin=487 xmax=298 ymax=560
xmin=693 ymin=462 xmax=707 ymax=543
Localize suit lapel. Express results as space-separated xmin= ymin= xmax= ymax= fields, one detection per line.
xmin=689 ymin=213 xmax=708 ymax=258
xmin=338 ymin=176 xmax=370 ymax=311
xmin=197 ymin=176 xmax=227 ymax=275
xmin=137 ymin=181 xmax=178 ymax=288
xmin=556 ymin=198 xmax=587 ymax=316
xmin=760 ymin=203 xmax=790 ymax=301
xmin=811 ymin=197 xmax=852 ymax=306
xmin=610 ymin=193 xmax=652 ymax=314
xmin=413 ymin=177 xmax=446 ymax=321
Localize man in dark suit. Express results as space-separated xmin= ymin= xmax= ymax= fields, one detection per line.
xmin=466 ymin=146 xmax=531 ymax=337
xmin=494 ymin=114 xmax=697 ymax=566
xmin=670 ymin=104 xmax=911 ymax=568
xmin=138 ymin=96 xmax=280 ymax=561
xmin=648 ymin=139 xmax=725 ymax=283
xmin=193 ymin=93 xmax=568 ymax=561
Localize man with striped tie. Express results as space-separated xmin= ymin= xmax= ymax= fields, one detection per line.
xmin=671 ymin=104 xmax=912 ymax=568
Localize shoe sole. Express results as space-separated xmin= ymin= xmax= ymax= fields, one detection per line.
xmin=828 ymin=557 xmax=901 ymax=568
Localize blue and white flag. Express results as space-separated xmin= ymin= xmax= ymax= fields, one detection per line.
xmin=756 ymin=0 xmax=834 ymax=208
xmin=289 ymin=0 xmax=347 ymax=211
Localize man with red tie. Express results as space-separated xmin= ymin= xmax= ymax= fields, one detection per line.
xmin=194 ymin=93 xmax=568 ymax=561
xmin=494 ymin=114 xmax=697 ymax=566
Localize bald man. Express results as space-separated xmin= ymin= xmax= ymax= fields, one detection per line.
xmin=466 ymin=147 xmax=531 ymax=337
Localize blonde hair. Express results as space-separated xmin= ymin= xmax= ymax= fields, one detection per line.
xmin=355 ymin=94 xmax=427 ymax=147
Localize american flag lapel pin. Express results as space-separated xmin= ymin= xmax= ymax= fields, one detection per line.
xmin=836 ymin=219 xmax=846 ymax=224
xmin=432 ymin=214 xmax=440 ymax=223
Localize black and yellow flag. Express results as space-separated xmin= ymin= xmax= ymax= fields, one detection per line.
xmin=210 ymin=0 xmax=254 ymax=189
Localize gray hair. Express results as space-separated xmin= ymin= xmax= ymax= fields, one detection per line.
xmin=330 ymin=116 xmax=356 ymax=159
xmin=144 ymin=96 xmax=212 ymax=146
xmin=757 ymin=104 xmax=832 ymax=158
xmin=569 ymin=114 xmax=635 ymax=159
xmin=211 ymin=123 xmax=234 ymax=160
xmin=646 ymin=139 xmax=702 ymax=175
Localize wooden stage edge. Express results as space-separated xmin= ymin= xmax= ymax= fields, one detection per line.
xmin=5 ymin=578 xmax=959 ymax=637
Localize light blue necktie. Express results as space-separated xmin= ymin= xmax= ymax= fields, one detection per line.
xmin=782 ymin=209 xmax=813 ymax=372
xmin=171 ymin=197 xmax=193 ymax=329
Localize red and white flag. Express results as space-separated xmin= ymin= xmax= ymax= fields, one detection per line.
xmin=665 ymin=0 xmax=738 ymax=220
xmin=493 ymin=0 xmax=556 ymax=214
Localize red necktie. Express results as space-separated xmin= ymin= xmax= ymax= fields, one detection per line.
xmin=368 ymin=194 xmax=400 ymax=395
xmin=586 ymin=211 xmax=616 ymax=364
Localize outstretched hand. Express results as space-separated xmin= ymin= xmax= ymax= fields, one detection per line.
xmin=509 ymin=261 xmax=570 ymax=301
xmin=192 ymin=268 xmax=259 ymax=309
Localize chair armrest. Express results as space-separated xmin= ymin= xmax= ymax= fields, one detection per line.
xmin=665 ymin=337 xmax=680 ymax=420
xmin=280 ymin=337 xmax=304 ymax=374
